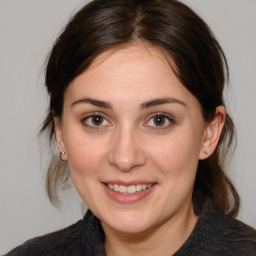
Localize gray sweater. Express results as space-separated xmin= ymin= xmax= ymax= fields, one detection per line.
xmin=5 ymin=197 xmax=256 ymax=255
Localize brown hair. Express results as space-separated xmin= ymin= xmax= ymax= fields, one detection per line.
xmin=42 ymin=0 xmax=239 ymax=216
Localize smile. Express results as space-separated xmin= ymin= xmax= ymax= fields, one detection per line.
xmin=107 ymin=184 xmax=152 ymax=194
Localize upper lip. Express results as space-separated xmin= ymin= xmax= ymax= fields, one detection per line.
xmin=102 ymin=180 xmax=156 ymax=186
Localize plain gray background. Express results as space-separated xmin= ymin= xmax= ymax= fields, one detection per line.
xmin=1 ymin=0 xmax=255 ymax=254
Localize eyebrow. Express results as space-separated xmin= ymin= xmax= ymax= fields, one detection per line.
xmin=71 ymin=97 xmax=186 ymax=109
xmin=71 ymin=98 xmax=112 ymax=109
xmin=140 ymin=97 xmax=186 ymax=109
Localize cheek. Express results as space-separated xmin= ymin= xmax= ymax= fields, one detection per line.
xmin=65 ymin=132 xmax=108 ymax=177
xmin=148 ymin=129 xmax=202 ymax=177
xmin=147 ymin=131 xmax=202 ymax=206
xmin=65 ymin=134 xmax=109 ymax=205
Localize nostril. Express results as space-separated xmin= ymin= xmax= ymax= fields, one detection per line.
xmin=107 ymin=133 xmax=147 ymax=171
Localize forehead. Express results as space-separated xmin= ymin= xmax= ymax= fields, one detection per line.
xmin=89 ymin=43 xmax=176 ymax=71
xmin=65 ymin=43 xmax=199 ymax=110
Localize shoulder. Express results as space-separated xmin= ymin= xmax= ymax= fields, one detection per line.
xmin=198 ymin=199 xmax=256 ymax=255
xmin=4 ymin=219 xmax=83 ymax=256
xmin=205 ymin=214 xmax=256 ymax=255
xmin=176 ymin=197 xmax=256 ymax=256
xmin=3 ymin=243 xmax=43 ymax=256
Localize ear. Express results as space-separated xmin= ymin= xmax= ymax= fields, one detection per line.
xmin=199 ymin=106 xmax=226 ymax=160
xmin=54 ymin=116 xmax=68 ymax=160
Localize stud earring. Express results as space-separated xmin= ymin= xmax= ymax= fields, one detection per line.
xmin=204 ymin=150 xmax=208 ymax=155
xmin=60 ymin=151 xmax=68 ymax=161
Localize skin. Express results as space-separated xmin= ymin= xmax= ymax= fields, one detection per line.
xmin=55 ymin=43 xmax=225 ymax=256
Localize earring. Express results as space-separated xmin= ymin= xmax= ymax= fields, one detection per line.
xmin=60 ymin=151 xmax=68 ymax=161
xmin=204 ymin=150 xmax=208 ymax=155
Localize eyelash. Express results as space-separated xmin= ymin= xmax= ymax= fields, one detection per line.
xmin=144 ymin=113 xmax=175 ymax=130
xmin=81 ymin=112 xmax=175 ymax=130
xmin=81 ymin=112 xmax=111 ymax=129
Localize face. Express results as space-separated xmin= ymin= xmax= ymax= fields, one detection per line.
xmin=55 ymin=44 xmax=213 ymax=235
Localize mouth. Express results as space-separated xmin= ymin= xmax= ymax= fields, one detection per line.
xmin=102 ymin=181 xmax=156 ymax=204
xmin=106 ymin=183 xmax=153 ymax=194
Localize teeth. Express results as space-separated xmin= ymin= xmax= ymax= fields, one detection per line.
xmin=136 ymin=184 xmax=142 ymax=192
xmin=119 ymin=185 xmax=127 ymax=193
xmin=107 ymin=183 xmax=153 ymax=194
xmin=127 ymin=185 xmax=136 ymax=194
xmin=114 ymin=184 xmax=119 ymax=192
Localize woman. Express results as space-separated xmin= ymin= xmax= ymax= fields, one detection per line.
xmin=5 ymin=0 xmax=256 ymax=255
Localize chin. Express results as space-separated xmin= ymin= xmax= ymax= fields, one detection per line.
xmin=101 ymin=210 xmax=155 ymax=234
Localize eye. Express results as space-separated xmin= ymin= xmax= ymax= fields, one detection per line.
xmin=145 ymin=113 xmax=175 ymax=129
xmin=82 ymin=113 xmax=111 ymax=128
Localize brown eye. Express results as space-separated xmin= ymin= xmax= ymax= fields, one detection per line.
xmin=153 ymin=116 xmax=166 ymax=126
xmin=145 ymin=113 xmax=175 ymax=129
xmin=91 ymin=116 xmax=104 ymax=126
xmin=82 ymin=113 xmax=111 ymax=128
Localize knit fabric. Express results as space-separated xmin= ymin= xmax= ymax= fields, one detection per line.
xmin=5 ymin=197 xmax=256 ymax=255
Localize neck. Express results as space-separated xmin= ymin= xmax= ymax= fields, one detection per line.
xmin=103 ymin=201 xmax=198 ymax=256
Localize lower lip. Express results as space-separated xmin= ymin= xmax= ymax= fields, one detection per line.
xmin=102 ymin=183 xmax=156 ymax=204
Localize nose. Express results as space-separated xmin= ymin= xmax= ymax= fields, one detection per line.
xmin=108 ymin=126 xmax=146 ymax=172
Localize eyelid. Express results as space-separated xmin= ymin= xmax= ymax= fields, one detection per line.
xmin=81 ymin=112 xmax=175 ymax=130
xmin=144 ymin=112 xmax=175 ymax=129
xmin=81 ymin=112 xmax=112 ymax=128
